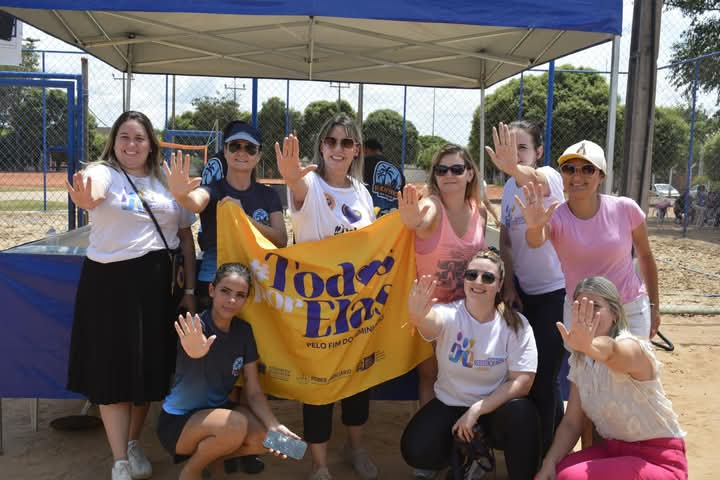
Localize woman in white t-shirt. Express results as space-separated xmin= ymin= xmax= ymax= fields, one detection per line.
xmin=400 ymin=250 xmax=541 ymax=480
xmin=274 ymin=114 xmax=377 ymax=480
xmin=65 ymin=111 xmax=196 ymax=480
xmin=485 ymin=121 xmax=566 ymax=455
xmin=536 ymin=276 xmax=687 ymax=480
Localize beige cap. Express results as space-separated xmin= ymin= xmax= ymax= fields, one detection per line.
xmin=558 ymin=140 xmax=606 ymax=173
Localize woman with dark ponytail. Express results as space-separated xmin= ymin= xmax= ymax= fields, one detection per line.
xmin=400 ymin=249 xmax=541 ymax=480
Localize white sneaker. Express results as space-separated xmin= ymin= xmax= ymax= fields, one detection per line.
xmin=112 ymin=460 xmax=133 ymax=480
xmin=127 ymin=440 xmax=153 ymax=479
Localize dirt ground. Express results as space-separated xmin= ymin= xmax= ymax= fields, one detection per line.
xmin=1 ymin=181 xmax=719 ymax=479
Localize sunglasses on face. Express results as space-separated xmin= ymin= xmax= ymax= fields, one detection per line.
xmin=463 ymin=270 xmax=497 ymax=284
xmin=433 ymin=164 xmax=467 ymax=176
xmin=322 ymin=136 xmax=356 ymax=150
xmin=560 ymin=163 xmax=597 ymax=176
xmin=227 ymin=142 xmax=259 ymax=155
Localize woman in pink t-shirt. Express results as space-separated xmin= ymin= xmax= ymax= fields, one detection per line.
xmin=516 ymin=140 xmax=660 ymax=341
xmin=398 ymin=144 xmax=488 ymax=479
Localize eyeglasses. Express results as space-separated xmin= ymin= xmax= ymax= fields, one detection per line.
xmin=227 ymin=142 xmax=259 ymax=155
xmin=560 ymin=163 xmax=597 ymax=176
xmin=322 ymin=137 xmax=356 ymax=150
xmin=463 ymin=270 xmax=497 ymax=284
xmin=433 ymin=164 xmax=467 ymax=176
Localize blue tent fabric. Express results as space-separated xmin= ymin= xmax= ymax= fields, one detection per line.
xmin=5 ymin=0 xmax=621 ymax=34
xmin=0 ymin=251 xmax=426 ymax=400
xmin=0 ymin=253 xmax=84 ymax=398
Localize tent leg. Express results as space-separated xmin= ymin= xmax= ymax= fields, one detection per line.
xmin=31 ymin=398 xmax=39 ymax=432
xmin=0 ymin=398 xmax=4 ymax=455
xmin=80 ymin=401 xmax=92 ymax=415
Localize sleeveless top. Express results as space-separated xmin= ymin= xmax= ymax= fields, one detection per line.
xmin=415 ymin=196 xmax=487 ymax=303
xmin=568 ymin=331 xmax=685 ymax=442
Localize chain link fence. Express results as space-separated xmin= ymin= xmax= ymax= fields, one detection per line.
xmin=3 ymin=4 xmax=720 ymax=248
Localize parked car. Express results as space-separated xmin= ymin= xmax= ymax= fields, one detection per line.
xmin=652 ymin=183 xmax=680 ymax=198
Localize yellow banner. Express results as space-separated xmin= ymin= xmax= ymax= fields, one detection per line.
xmin=217 ymin=202 xmax=432 ymax=405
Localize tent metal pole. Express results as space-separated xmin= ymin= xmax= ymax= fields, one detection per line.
xmin=479 ymin=87 xmax=486 ymax=184
xmin=543 ymin=60 xmax=555 ymax=166
xmin=605 ymin=35 xmax=620 ymax=194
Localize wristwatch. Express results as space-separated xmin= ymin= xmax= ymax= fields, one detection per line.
xmin=184 ymin=289 xmax=196 ymax=296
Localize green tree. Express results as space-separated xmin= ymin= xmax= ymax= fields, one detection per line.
xmin=299 ymin=100 xmax=355 ymax=159
xmin=652 ymin=106 xmax=691 ymax=179
xmin=416 ymin=135 xmax=449 ymax=169
xmin=171 ymin=96 xmax=250 ymax=132
xmin=667 ymin=1 xmax=720 ymax=103
xmin=703 ymin=130 xmax=720 ymax=181
xmin=362 ymin=109 xmax=419 ymax=167
xmin=257 ymin=96 xmax=302 ymax=178
xmin=468 ymin=66 xmax=625 ymax=185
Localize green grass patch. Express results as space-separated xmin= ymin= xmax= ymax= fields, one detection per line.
xmin=0 ymin=200 xmax=66 ymax=211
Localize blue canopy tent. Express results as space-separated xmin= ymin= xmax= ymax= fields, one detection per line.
xmin=0 ymin=0 xmax=621 ymax=403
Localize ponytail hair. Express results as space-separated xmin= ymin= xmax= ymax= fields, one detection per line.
xmin=467 ymin=249 xmax=523 ymax=334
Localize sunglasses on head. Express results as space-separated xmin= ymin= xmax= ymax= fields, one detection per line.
xmin=322 ymin=136 xmax=356 ymax=150
xmin=433 ymin=164 xmax=467 ymax=176
xmin=463 ymin=270 xmax=497 ymax=284
xmin=560 ymin=163 xmax=597 ymax=176
xmin=227 ymin=142 xmax=259 ymax=155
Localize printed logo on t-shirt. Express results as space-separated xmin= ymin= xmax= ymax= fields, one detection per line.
xmin=202 ymin=159 xmax=224 ymax=185
xmin=324 ymin=192 xmax=335 ymax=210
xmin=120 ymin=188 xmax=145 ymax=213
xmin=341 ymin=204 xmax=362 ymax=223
xmin=449 ymin=330 xmax=506 ymax=369
xmin=503 ymin=204 xmax=524 ymax=228
xmin=371 ymin=161 xmax=403 ymax=201
xmin=252 ymin=209 xmax=270 ymax=225
xmin=231 ymin=356 xmax=245 ymax=376
xmin=449 ymin=331 xmax=475 ymax=367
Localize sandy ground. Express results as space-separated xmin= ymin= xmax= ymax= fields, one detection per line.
xmin=1 ymin=176 xmax=719 ymax=479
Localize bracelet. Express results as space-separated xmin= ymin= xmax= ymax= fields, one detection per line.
xmin=184 ymin=289 xmax=196 ymax=295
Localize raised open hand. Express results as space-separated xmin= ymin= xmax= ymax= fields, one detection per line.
xmin=65 ymin=172 xmax=105 ymax=210
xmin=485 ymin=122 xmax=519 ymax=175
xmin=557 ymin=296 xmax=599 ymax=353
xmin=408 ymin=275 xmax=438 ymax=325
xmin=274 ymin=134 xmax=316 ymax=185
xmin=163 ymin=149 xmax=201 ymax=200
xmin=514 ymin=181 xmax=559 ymax=231
xmin=174 ymin=312 xmax=216 ymax=359
xmin=398 ymin=184 xmax=430 ymax=230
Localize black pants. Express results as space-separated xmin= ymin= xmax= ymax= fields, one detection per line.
xmin=401 ymin=397 xmax=540 ymax=480
xmin=518 ymin=287 xmax=566 ymax=455
xmin=303 ymin=389 xmax=370 ymax=444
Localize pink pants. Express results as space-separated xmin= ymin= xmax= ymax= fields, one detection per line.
xmin=556 ymin=437 xmax=687 ymax=480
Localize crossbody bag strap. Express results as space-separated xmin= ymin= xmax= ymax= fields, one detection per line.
xmin=122 ymin=169 xmax=171 ymax=252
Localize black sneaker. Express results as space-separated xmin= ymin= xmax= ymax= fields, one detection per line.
xmin=224 ymin=455 xmax=265 ymax=474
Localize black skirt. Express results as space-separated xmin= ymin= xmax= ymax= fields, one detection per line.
xmin=67 ymin=250 xmax=176 ymax=404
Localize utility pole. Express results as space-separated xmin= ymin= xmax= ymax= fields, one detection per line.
xmin=224 ymin=77 xmax=246 ymax=104
xmin=329 ymin=82 xmax=350 ymax=110
xmin=112 ymin=72 xmax=134 ymax=111
xmin=621 ymin=0 xmax=662 ymax=211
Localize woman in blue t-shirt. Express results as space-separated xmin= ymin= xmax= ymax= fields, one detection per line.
xmin=157 ymin=263 xmax=300 ymax=479
xmin=165 ymin=122 xmax=288 ymax=310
